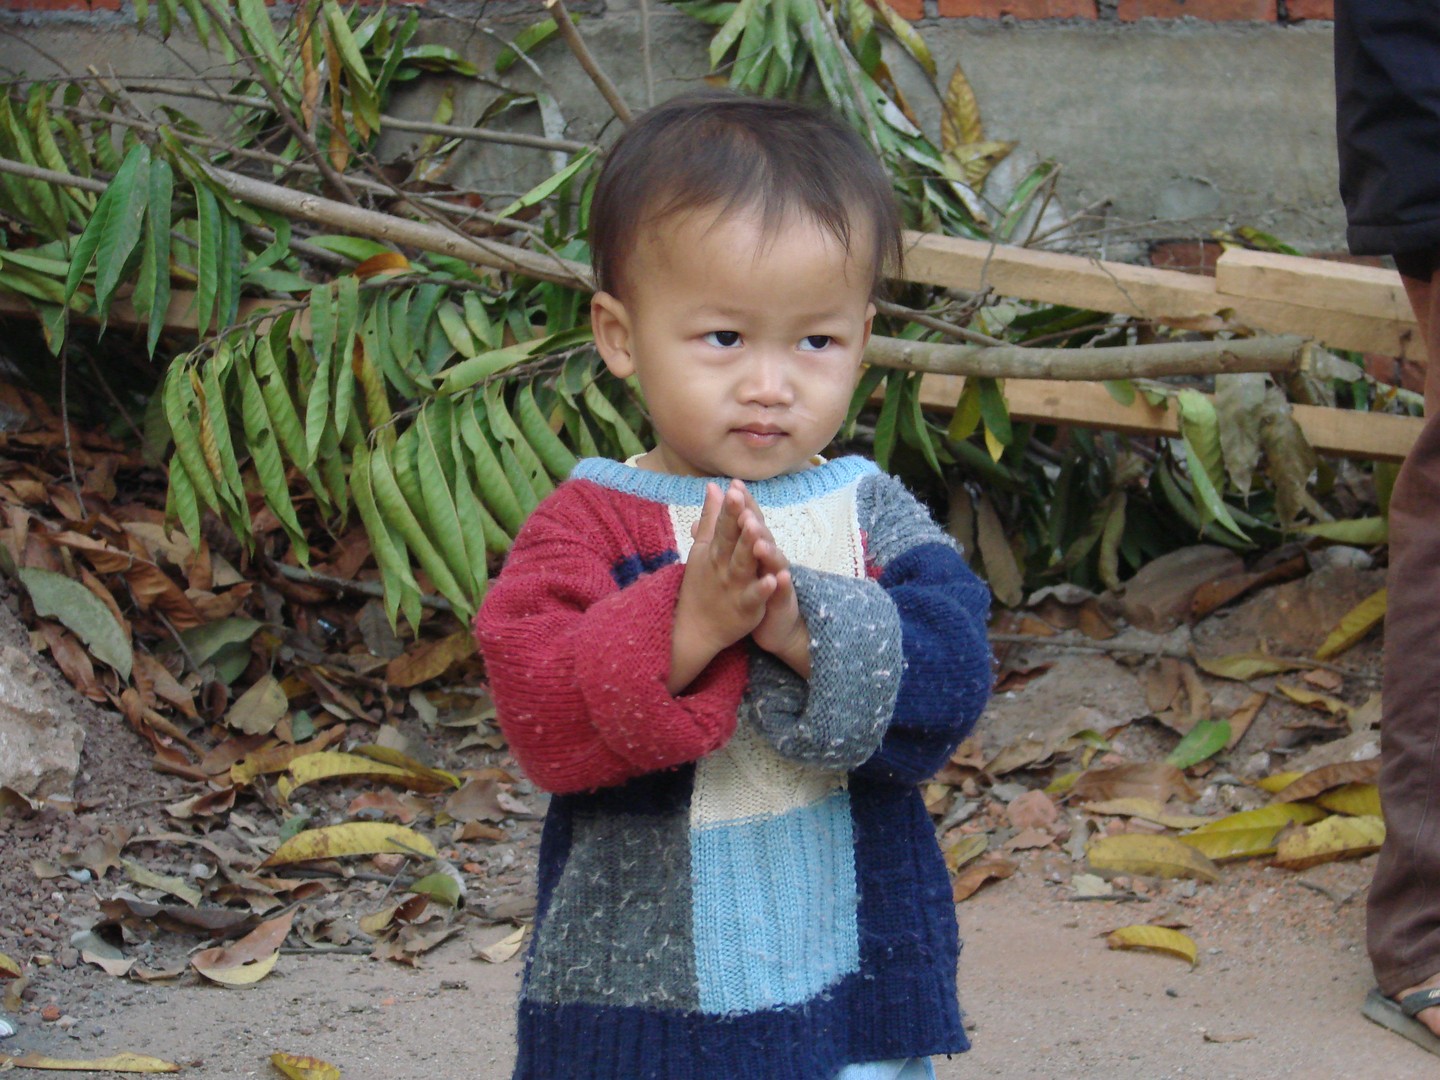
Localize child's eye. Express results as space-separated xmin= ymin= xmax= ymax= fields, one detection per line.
xmin=704 ymin=330 xmax=742 ymax=348
xmin=798 ymin=335 xmax=833 ymax=351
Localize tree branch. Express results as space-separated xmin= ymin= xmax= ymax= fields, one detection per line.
xmin=543 ymin=0 xmax=634 ymax=125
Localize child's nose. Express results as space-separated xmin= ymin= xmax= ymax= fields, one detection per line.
xmin=739 ymin=352 xmax=794 ymax=406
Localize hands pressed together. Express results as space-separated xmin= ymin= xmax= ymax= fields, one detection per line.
xmin=667 ymin=480 xmax=811 ymax=695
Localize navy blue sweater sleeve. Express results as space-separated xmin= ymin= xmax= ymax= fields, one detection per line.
xmin=852 ymin=474 xmax=993 ymax=785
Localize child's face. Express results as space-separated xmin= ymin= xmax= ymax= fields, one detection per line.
xmin=591 ymin=205 xmax=875 ymax=481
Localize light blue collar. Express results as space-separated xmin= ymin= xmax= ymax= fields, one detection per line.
xmin=570 ymin=455 xmax=878 ymax=508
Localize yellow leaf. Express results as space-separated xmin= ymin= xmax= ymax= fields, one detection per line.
xmin=1044 ymin=771 xmax=1079 ymax=796
xmin=263 ymin=822 xmax=437 ymax=867
xmin=1255 ymin=771 xmax=1304 ymax=794
xmin=227 ymin=674 xmax=289 ymax=735
xmin=1315 ymin=587 xmax=1386 ymax=661
xmin=0 ymin=951 xmax=20 ymax=978
xmin=1178 ymin=803 xmax=1325 ymax=861
xmin=352 ymin=746 xmax=461 ymax=789
xmin=984 ymin=424 xmax=1005 ymax=462
xmin=940 ymin=61 xmax=984 ymax=151
xmin=1315 ymin=783 xmax=1383 ymax=817
xmin=283 ymin=751 xmax=455 ymax=796
xmin=944 ymin=834 xmax=989 ymax=873
xmin=1271 ymin=759 xmax=1380 ymax=802
xmin=355 ymin=252 xmax=410 ymax=281
xmin=1196 ymin=653 xmax=1307 ymax=681
xmin=1106 ymin=925 xmax=1198 ymax=966
xmin=1276 ymin=682 xmax=1349 ymax=716
xmin=477 ymin=924 xmax=528 ymax=964
xmin=1272 ymin=814 xmax=1385 ymax=871
xmin=270 ymin=1051 xmax=342 ymax=1079
xmin=1081 ymin=798 xmax=1218 ymax=830
xmin=191 ymin=911 xmax=293 ymax=987
xmin=1086 ymin=834 xmax=1220 ymax=882
xmin=0 ymin=1052 xmax=180 ymax=1072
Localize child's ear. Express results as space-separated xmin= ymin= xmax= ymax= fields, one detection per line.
xmin=861 ymin=302 xmax=876 ymax=348
xmin=591 ymin=292 xmax=635 ymax=378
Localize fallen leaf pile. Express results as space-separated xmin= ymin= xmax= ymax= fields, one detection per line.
xmin=0 ymin=378 xmax=1395 ymax=997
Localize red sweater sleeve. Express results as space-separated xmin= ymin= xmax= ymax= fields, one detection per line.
xmin=473 ymin=481 xmax=747 ymax=794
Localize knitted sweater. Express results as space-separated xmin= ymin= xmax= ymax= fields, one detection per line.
xmin=474 ymin=456 xmax=993 ymax=1080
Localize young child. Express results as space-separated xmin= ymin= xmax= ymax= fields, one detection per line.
xmin=475 ymin=90 xmax=993 ymax=1080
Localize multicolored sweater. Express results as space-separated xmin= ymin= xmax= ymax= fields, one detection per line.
xmin=474 ymin=456 xmax=993 ymax=1080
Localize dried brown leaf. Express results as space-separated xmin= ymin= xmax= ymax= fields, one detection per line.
xmin=1271 ymin=759 xmax=1381 ymax=803
xmin=952 ymin=856 xmax=1016 ymax=901
xmin=1070 ymin=763 xmax=1196 ymax=805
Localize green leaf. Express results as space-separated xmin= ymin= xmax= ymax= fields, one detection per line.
xmin=307 ymin=283 xmax=337 ymax=468
xmin=18 ymin=567 xmax=132 ymax=681
xmin=415 ymin=405 xmax=480 ymax=601
xmin=873 ymin=372 xmax=904 ymax=472
xmin=253 ymin=330 xmax=310 ymax=474
xmin=436 ymin=301 xmax=477 ymax=358
xmin=238 ymin=350 xmax=308 ymax=560
xmin=133 ymin=157 xmax=174 ymax=357
xmin=486 ymin=381 xmax=553 ymax=500
xmin=1097 ymin=489 xmax=1126 ymax=592
xmin=459 ymin=399 xmax=525 ymax=535
xmin=332 ymin=275 xmax=359 ymax=441
xmin=581 ymin=378 xmax=647 ymax=460
xmin=899 ymin=375 xmax=942 ymax=476
xmin=710 ymin=0 xmax=760 ymax=68
xmin=871 ymin=0 xmax=934 ymax=76
xmin=351 ymin=443 xmax=421 ymax=633
xmin=161 ymin=360 xmax=222 ymax=515
xmin=166 ymin=450 xmax=201 ymax=541
xmin=494 ymin=150 xmax=596 ymax=222
xmin=1182 ymin=435 xmax=1247 ymax=541
xmin=370 ymin=438 xmax=473 ymax=619
xmin=178 ymin=617 xmax=263 ymax=667
xmin=495 ymin=17 xmax=560 ymax=74
xmin=947 ymin=380 xmax=983 ymax=442
xmin=975 ymin=377 xmax=1012 ymax=446
xmin=1166 ymin=718 xmax=1231 ymax=770
xmin=192 ymin=184 xmax=221 ymax=336
xmin=1300 ymin=517 xmax=1387 ymax=545
xmin=1176 ymin=388 xmax=1225 ymax=493
xmin=515 ymin=379 xmax=579 ymax=481
xmin=91 ymin=141 xmax=152 ymax=317
xmin=1104 ymin=379 xmax=1136 ymax=407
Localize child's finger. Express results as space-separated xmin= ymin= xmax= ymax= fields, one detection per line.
xmin=692 ymin=482 xmax=722 ymax=543
xmin=712 ymin=480 xmax=745 ymax=552
xmin=730 ymin=513 xmax=762 ymax=578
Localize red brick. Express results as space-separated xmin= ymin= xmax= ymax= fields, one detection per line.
xmin=1285 ymin=0 xmax=1332 ymax=20
xmin=936 ymin=0 xmax=1095 ymax=17
xmin=886 ymin=0 xmax=925 ymax=20
xmin=0 ymin=0 xmax=121 ymax=8
xmin=1148 ymin=239 xmax=1222 ymax=276
xmin=1117 ymin=0 xmax=1275 ymax=19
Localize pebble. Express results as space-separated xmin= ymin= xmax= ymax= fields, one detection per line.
xmin=40 ymin=1003 xmax=61 ymax=1022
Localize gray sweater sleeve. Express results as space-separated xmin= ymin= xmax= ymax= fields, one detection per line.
xmin=744 ymin=566 xmax=904 ymax=771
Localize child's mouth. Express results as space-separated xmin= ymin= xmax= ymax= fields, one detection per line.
xmin=733 ymin=426 xmax=786 ymax=447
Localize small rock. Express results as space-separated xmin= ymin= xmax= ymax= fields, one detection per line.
xmin=57 ymin=948 xmax=79 ymax=970
xmin=40 ymin=1003 xmax=61 ymax=1022
xmin=1116 ymin=546 xmax=1244 ymax=632
xmin=56 ymin=1014 xmax=80 ymax=1031
xmin=1006 ymin=790 xmax=1059 ymax=831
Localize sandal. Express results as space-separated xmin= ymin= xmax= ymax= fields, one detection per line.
xmin=1362 ymin=986 xmax=1440 ymax=1057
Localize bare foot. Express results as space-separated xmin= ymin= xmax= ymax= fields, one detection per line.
xmin=1397 ymin=974 xmax=1440 ymax=1037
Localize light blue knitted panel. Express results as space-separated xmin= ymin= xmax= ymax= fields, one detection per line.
xmin=571 ymin=455 xmax=878 ymax=508
xmin=691 ymin=790 xmax=860 ymax=1014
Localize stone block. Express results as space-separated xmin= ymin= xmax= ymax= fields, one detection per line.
xmin=1117 ymin=0 xmax=1276 ymax=19
xmin=0 ymin=645 xmax=84 ymax=801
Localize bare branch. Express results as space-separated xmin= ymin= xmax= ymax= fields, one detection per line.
xmin=543 ymin=0 xmax=634 ymax=125
xmin=865 ymin=333 xmax=1312 ymax=381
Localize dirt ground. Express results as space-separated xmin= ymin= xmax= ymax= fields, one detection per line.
xmin=2 ymin=563 xmax=1434 ymax=1079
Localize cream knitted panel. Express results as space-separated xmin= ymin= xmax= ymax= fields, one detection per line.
xmin=685 ymin=483 xmax=866 ymax=828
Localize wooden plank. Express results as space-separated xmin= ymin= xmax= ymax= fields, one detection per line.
xmin=913 ymin=374 xmax=1422 ymax=462
xmin=1215 ymin=248 xmax=1413 ymax=321
xmin=1221 ymin=293 xmax=1425 ymax=364
xmin=903 ymin=231 xmax=1222 ymax=321
xmin=902 ymin=231 xmax=1426 ymax=365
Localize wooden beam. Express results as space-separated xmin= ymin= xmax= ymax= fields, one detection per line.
xmin=902 ymin=231 xmax=1426 ymax=365
xmin=912 ymin=374 xmax=1422 ymax=463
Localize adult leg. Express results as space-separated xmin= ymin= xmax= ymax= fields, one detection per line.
xmin=1368 ymin=246 xmax=1440 ymax=1036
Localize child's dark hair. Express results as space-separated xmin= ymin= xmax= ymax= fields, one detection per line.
xmin=589 ymin=89 xmax=903 ymax=299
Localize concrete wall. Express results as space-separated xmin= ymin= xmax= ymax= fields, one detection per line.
xmin=0 ymin=2 xmax=1346 ymax=258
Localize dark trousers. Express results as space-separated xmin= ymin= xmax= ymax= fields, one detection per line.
xmin=1369 ymin=248 xmax=1440 ymax=994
